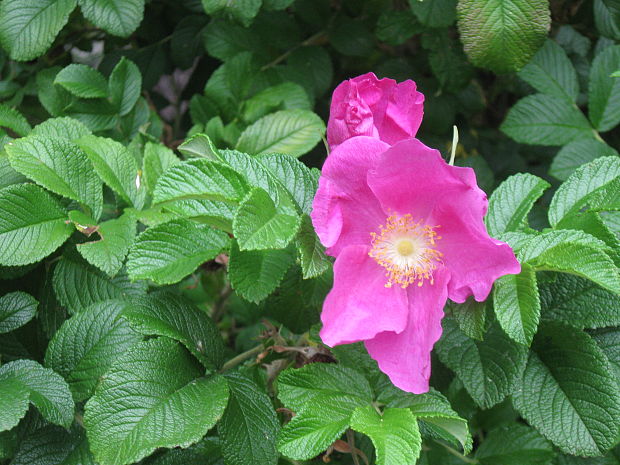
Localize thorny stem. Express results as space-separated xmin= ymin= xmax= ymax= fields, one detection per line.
xmin=436 ymin=441 xmax=479 ymax=464
xmin=219 ymin=344 xmax=264 ymax=372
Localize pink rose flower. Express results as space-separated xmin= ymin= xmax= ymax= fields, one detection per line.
xmin=311 ymin=136 xmax=520 ymax=393
xmin=327 ymin=72 xmax=425 ymax=150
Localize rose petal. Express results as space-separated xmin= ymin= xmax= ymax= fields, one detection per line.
xmin=365 ymin=267 xmax=450 ymax=394
xmin=311 ymin=136 xmax=389 ymax=256
xmin=319 ymin=245 xmax=409 ymax=347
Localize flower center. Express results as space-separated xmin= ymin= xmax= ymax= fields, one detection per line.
xmin=369 ymin=213 xmax=443 ymax=288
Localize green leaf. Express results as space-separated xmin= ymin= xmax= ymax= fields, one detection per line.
xmin=435 ymin=319 xmax=528 ymax=408
xmin=233 ymin=187 xmax=301 ymax=251
xmin=277 ymin=363 xmax=372 ymax=460
xmin=236 ymin=109 xmax=326 ymax=158
xmin=76 ymin=135 xmax=145 ymax=209
xmin=0 ymin=0 xmax=77 ymax=61
xmin=513 ymin=323 xmax=620 ymax=455
xmin=126 ymin=219 xmax=229 ymax=284
xmin=54 ymin=64 xmax=108 ymax=98
xmin=78 ymin=0 xmax=145 ymax=37
xmin=540 ymin=274 xmax=620 ymax=329
xmin=486 ymin=173 xmax=550 ymax=237
xmin=10 ymin=425 xmax=96 ymax=465
xmin=519 ymin=39 xmax=579 ymax=103
xmin=0 ymin=184 xmax=73 ymax=266
xmin=557 ymin=211 xmax=620 ymax=265
xmin=37 ymin=67 xmax=73 ymax=117
xmin=493 ymin=263 xmax=541 ymax=346
xmin=45 ymin=299 xmax=141 ymax=401
xmin=501 ymin=94 xmax=594 ymax=146
xmin=0 ymin=377 xmax=29 ymax=432
xmin=519 ymin=229 xmax=620 ymax=294
xmin=0 ymin=104 xmax=31 ymax=136
xmin=410 ymin=0 xmax=456 ymax=28
xmin=0 ymin=359 xmax=74 ymax=428
xmin=65 ymin=99 xmax=118 ymax=132
xmin=218 ymin=372 xmax=280 ymax=465
xmin=85 ymin=338 xmax=229 ymax=465
xmin=242 ymin=82 xmax=311 ymax=123
xmin=474 ymin=423 xmax=554 ymax=465
xmin=153 ymin=159 xmax=249 ymax=205
xmin=108 ymin=57 xmax=142 ymax=116
xmin=228 ymin=241 xmax=294 ymax=303
xmin=589 ymin=45 xmax=620 ymax=131
xmin=76 ymin=212 xmax=137 ymax=277
xmin=0 ymin=291 xmax=38 ymax=334
xmin=120 ymin=293 xmax=225 ymax=370
xmin=457 ymin=0 xmax=550 ymax=73
xmin=0 ymin=152 xmax=27 ymax=189
xmin=142 ymin=142 xmax=179 ymax=195
xmin=177 ymin=133 xmax=220 ymax=160
xmin=591 ymin=327 xmax=620 ymax=381
xmin=351 ymin=406 xmax=422 ymax=465
xmin=296 ymin=215 xmax=330 ymax=279
xmin=446 ymin=298 xmax=487 ymax=341
xmin=53 ymin=255 xmax=146 ymax=314
xmin=201 ymin=0 xmax=261 ymax=27
xmin=550 ymin=139 xmax=619 ymax=181
xmin=6 ymin=136 xmax=103 ymax=219
xmin=549 ymin=156 xmax=620 ymax=226
xmin=31 ymin=117 xmax=92 ymax=141
xmin=376 ymin=9 xmax=420 ymax=46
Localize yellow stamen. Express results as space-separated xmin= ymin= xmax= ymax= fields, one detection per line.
xmin=369 ymin=213 xmax=443 ymax=289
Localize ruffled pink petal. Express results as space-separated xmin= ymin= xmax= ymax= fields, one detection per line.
xmin=311 ymin=136 xmax=389 ymax=256
xmin=380 ymin=79 xmax=424 ymax=146
xmin=320 ymin=245 xmax=409 ymax=347
xmin=365 ymin=267 xmax=450 ymax=394
xmin=432 ymin=203 xmax=521 ymax=303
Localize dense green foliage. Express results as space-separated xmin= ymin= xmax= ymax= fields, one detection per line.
xmin=0 ymin=0 xmax=620 ymax=464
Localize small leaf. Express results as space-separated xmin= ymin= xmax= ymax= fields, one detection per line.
xmin=351 ymin=406 xmax=422 ymax=465
xmin=84 ymin=338 xmax=229 ymax=465
xmin=126 ymin=219 xmax=229 ymax=285
xmin=457 ymin=0 xmax=550 ymax=73
xmin=31 ymin=117 xmax=92 ymax=141
xmin=0 ymin=104 xmax=31 ymax=136
xmin=493 ymin=263 xmax=541 ymax=346
xmin=0 ymin=377 xmax=29 ymax=432
xmin=513 ymin=323 xmax=620 ymax=455
xmin=0 ymin=291 xmax=38 ymax=334
xmin=0 ymin=359 xmax=74 ymax=428
xmin=45 ymin=299 xmax=141 ymax=401
xmin=486 ymin=173 xmax=550 ymax=237
xmin=108 ymin=57 xmax=142 ymax=116
xmin=0 ymin=0 xmax=77 ymax=61
xmin=233 ymin=187 xmax=301 ymax=251
xmin=177 ymin=133 xmax=221 ymax=160
xmin=0 ymin=184 xmax=73 ymax=266
xmin=236 ymin=109 xmax=325 ymax=158
xmin=201 ymin=0 xmax=261 ymax=27
xmin=446 ymin=298 xmax=487 ymax=341
xmin=474 ymin=423 xmax=554 ymax=465
xmin=501 ymin=94 xmax=595 ymax=146
xmin=142 ymin=142 xmax=179 ymax=195
xmin=78 ymin=0 xmax=145 ymax=37
xmin=550 ymin=139 xmax=618 ymax=181
xmin=120 ymin=293 xmax=225 ymax=370
xmin=10 ymin=425 xmax=96 ymax=465
xmin=54 ymin=64 xmax=108 ymax=99
xmin=296 ymin=215 xmax=330 ymax=279
xmin=589 ymin=44 xmax=620 ymax=131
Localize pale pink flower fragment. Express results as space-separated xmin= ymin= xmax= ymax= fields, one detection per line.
xmin=327 ymin=72 xmax=425 ymax=150
xmin=311 ymin=137 xmax=520 ymax=393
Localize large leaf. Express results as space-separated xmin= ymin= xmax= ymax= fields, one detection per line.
xmin=218 ymin=372 xmax=280 ymax=465
xmin=10 ymin=425 xmax=96 ymax=465
xmin=0 ymin=184 xmax=73 ymax=266
xmin=120 ymin=293 xmax=225 ymax=370
xmin=126 ymin=219 xmax=229 ymax=284
xmin=519 ymin=39 xmax=579 ymax=103
xmin=109 ymin=57 xmax=142 ymax=116
xmin=486 ymin=173 xmax=550 ymax=237
xmin=410 ymin=0 xmax=456 ymax=28
xmin=501 ymin=94 xmax=594 ymax=146
xmin=54 ymin=64 xmax=108 ymax=99
xmin=153 ymin=159 xmax=249 ymax=205
xmin=6 ymin=136 xmax=103 ymax=219
xmin=549 ymin=156 xmax=620 ymax=226
xmin=0 ymin=291 xmax=38 ymax=334
xmin=0 ymin=104 xmax=31 ymax=136
xmin=78 ymin=0 xmax=145 ymax=37
xmin=236 ymin=109 xmax=325 ymax=158
xmin=350 ymin=406 xmax=422 ymax=465
xmin=0 ymin=359 xmax=74 ymax=428
xmin=513 ymin=323 xmax=620 ymax=455
xmin=84 ymin=338 xmax=229 ymax=465
xmin=0 ymin=0 xmax=77 ymax=61
xmin=0 ymin=377 xmax=30 ymax=432
xmin=31 ymin=117 xmax=92 ymax=141
xmin=474 ymin=423 xmax=554 ymax=465
xmin=142 ymin=142 xmax=179 ymax=195
xmin=228 ymin=241 xmax=294 ymax=303
xmin=457 ymin=0 xmax=550 ymax=73
xmin=589 ymin=44 xmax=620 ymax=132
xmin=493 ymin=263 xmax=540 ymax=346
xmin=550 ymin=139 xmax=619 ymax=181
xmin=45 ymin=299 xmax=141 ymax=401
xmin=76 ymin=135 xmax=144 ymax=209
xmin=233 ymin=187 xmax=301 ymax=251
xmin=435 ymin=319 xmax=528 ymax=408
xmin=53 ymin=255 xmax=146 ymax=314
xmin=295 ymin=215 xmax=330 ymax=279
